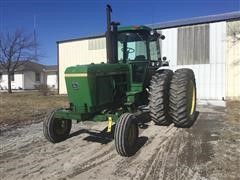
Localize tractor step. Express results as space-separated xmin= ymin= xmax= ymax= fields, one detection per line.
xmin=107 ymin=117 xmax=113 ymax=132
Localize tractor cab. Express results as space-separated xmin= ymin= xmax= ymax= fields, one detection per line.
xmin=117 ymin=26 xmax=163 ymax=84
xmin=105 ymin=5 xmax=165 ymax=88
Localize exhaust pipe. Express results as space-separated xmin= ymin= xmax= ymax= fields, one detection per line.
xmin=106 ymin=4 xmax=113 ymax=64
xmin=106 ymin=4 xmax=119 ymax=64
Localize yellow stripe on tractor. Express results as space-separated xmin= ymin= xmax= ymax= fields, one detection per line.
xmin=65 ymin=73 xmax=88 ymax=77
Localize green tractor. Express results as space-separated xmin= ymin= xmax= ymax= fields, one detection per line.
xmin=43 ymin=5 xmax=196 ymax=156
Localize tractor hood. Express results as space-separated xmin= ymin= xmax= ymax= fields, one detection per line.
xmin=65 ymin=63 xmax=129 ymax=76
xmin=64 ymin=63 xmax=130 ymax=116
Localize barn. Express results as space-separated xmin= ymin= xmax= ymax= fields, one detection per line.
xmin=57 ymin=11 xmax=240 ymax=100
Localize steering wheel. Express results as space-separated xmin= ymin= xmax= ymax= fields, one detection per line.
xmin=121 ymin=47 xmax=135 ymax=53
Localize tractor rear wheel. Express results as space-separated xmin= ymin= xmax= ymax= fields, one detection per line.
xmin=43 ymin=109 xmax=72 ymax=143
xmin=148 ymin=69 xmax=173 ymax=125
xmin=114 ymin=113 xmax=139 ymax=157
xmin=169 ymin=68 xmax=196 ymax=127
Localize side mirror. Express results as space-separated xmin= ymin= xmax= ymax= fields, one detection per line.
xmin=160 ymin=35 xmax=165 ymax=40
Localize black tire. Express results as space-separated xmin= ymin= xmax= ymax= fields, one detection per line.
xmin=148 ymin=69 xmax=173 ymax=125
xmin=114 ymin=113 xmax=139 ymax=157
xmin=43 ymin=109 xmax=72 ymax=143
xmin=169 ymin=68 xmax=197 ymax=127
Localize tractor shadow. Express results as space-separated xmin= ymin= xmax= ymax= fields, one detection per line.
xmin=131 ymin=136 xmax=149 ymax=156
xmin=82 ymin=125 xmax=116 ymax=144
xmin=69 ymin=124 xmax=149 ymax=154
xmin=69 ymin=125 xmax=115 ymax=144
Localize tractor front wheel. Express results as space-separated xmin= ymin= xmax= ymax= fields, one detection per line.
xmin=43 ymin=109 xmax=72 ymax=143
xmin=114 ymin=113 xmax=139 ymax=157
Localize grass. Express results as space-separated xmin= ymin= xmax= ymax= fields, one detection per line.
xmin=226 ymin=101 xmax=240 ymax=123
xmin=0 ymin=91 xmax=68 ymax=128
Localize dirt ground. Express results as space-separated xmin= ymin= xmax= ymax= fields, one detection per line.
xmin=0 ymin=92 xmax=68 ymax=129
xmin=0 ymin=101 xmax=239 ymax=180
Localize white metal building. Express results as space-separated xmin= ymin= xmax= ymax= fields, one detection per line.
xmin=57 ymin=11 xmax=240 ymax=100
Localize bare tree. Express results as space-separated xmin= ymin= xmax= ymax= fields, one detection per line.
xmin=227 ymin=22 xmax=240 ymax=45
xmin=0 ymin=29 xmax=38 ymax=93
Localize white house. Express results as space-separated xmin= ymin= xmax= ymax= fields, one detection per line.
xmin=0 ymin=61 xmax=58 ymax=90
xmin=44 ymin=65 xmax=58 ymax=89
xmin=57 ymin=11 xmax=240 ymax=100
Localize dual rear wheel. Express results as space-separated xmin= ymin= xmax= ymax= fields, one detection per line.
xmin=149 ymin=68 xmax=196 ymax=127
xmin=169 ymin=69 xmax=196 ymax=127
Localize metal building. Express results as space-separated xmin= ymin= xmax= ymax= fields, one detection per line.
xmin=57 ymin=11 xmax=240 ymax=100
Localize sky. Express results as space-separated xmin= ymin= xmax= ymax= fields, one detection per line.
xmin=0 ymin=0 xmax=239 ymax=65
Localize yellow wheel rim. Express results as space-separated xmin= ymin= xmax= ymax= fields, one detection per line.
xmin=187 ymin=80 xmax=196 ymax=116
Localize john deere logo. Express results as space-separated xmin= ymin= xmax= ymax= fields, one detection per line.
xmin=72 ymin=82 xmax=79 ymax=90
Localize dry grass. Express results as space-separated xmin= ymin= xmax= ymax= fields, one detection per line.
xmin=226 ymin=100 xmax=240 ymax=124
xmin=0 ymin=91 xmax=68 ymax=128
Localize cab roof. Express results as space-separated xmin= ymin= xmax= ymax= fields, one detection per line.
xmin=117 ymin=25 xmax=151 ymax=32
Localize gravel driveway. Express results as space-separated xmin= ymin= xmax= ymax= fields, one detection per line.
xmin=0 ymin=103 xmax=239 ymax=180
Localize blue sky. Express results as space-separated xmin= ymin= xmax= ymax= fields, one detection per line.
xmin=0 ymin=0 xmax=239 ymax=65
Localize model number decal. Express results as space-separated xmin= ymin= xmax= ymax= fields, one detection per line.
xmin=72 ymin=82 xmax=79 ymax=90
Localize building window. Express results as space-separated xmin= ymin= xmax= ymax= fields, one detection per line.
xmin=0 ymin=73 xmax=2 ymax=81
xmin=35 ymin=72 xmax=40 ymax=82
xmin=88 ymin=38 xmax=106 ymax=50
xmin=177 ymin=24 xmax=209 ymax=65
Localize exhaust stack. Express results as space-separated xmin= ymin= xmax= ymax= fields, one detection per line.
xmin=106 ymin=4 xmax=119 ymax=64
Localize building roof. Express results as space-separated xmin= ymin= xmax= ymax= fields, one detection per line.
xmin=44 ymin=65 xmax=58 ymax=72
xmin=57 ymin=33 xmax=105 ymax=44
xmin=0 ymin=61 xmax=43 ymax=73
xmin=149 ymin=11 xmax=240 ymax=30
xmin=57 ymin=11 xmax=240 ymax=44
xmin=20 ymin=61 xmax=45 ymax=72
xmin=0 ymin=61 xmax=57 ymax=73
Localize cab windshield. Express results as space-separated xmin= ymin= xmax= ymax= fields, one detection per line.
xmin=118 ymin=31 xmax=148 ymax=62
xmin=118 ymin=31 xmax=160 ymax=62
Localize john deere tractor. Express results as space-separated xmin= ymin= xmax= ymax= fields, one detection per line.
xmin=43 ymin=5 xmax=196 ymax=156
